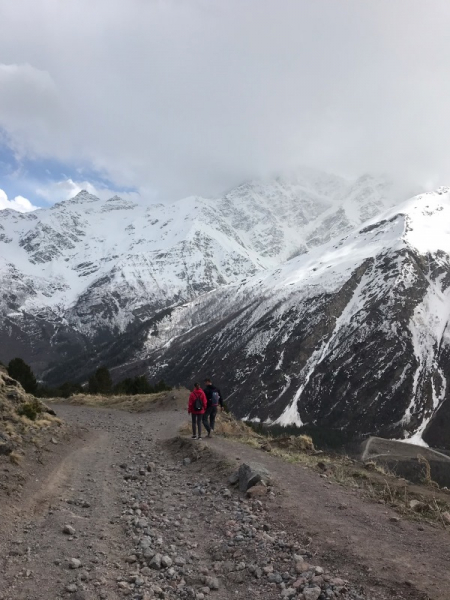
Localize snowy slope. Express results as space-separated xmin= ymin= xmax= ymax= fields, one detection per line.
xmin=0 ymin=171 xmax=396 ymax=347
xmin=131 ymin=189 xmax=450 ymax=447
xmin=1 ymin=171 xmax=449 ymax=446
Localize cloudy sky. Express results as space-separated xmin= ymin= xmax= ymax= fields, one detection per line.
xmin=1 ymin=0 xmax=450 ymax=211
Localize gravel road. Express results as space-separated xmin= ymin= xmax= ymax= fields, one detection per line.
xmin=0 ymin=403 xmax=448 ymax=600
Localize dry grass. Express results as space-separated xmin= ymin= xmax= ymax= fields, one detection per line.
xmin=9 ymin=451 xmax=23 ymax=465
xmin=56 ymin=390 xmax=184 ymax=412
xmin=179 ymin=410 xmax=262 ymax=442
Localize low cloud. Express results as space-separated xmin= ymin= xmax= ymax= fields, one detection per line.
xmin=0 ymin=189 xmax=38 ymax=213
xmin=1 ymin=1 xmax=450 ymax=200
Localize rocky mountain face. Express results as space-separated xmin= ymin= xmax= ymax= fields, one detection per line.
xmin=117 ymin=189 xmax=450 ymax=449
xmin=0 ymin=171 xmax=395 ymax=371
xmin=2 ymin=170 xmax=450 ymax=447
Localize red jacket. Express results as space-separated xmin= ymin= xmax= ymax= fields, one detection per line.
xmin=188 ymin=389 xmax=207 ymax=414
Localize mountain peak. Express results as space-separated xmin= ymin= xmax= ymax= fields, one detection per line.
xmin=70 ymin=190 xmax=100 ymax=203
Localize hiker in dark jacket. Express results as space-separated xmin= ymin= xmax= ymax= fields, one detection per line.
xmin=188 ymin=383 xmax=207 ymax=440
xmin=202 ymin=378 xmax=223 ymax=438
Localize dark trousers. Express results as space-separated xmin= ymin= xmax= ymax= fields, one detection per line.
xmin=191 ymin=413 xmax=202 ymax=437
xmin=202 ymin=406 xmax=217 ymax=433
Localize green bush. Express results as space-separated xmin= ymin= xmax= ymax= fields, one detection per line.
xmin=17 ymin=399 xmax=43 ymax=421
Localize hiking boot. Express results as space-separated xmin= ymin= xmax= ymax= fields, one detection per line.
xmin=197 ymin=437 xmax=202 ymax=441
xmin=191 ymin=435 xmax=197 ymax=439
xmin=207 ymin=431 xmax=211 ymax=438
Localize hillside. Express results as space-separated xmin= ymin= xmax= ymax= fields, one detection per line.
xmin=2 ymin=174 xmax=450 ymax=447
xmin=120 ymin=189 xmax=450 ymax=448
xmin=0 ymin=171 xmax=396 ymax=378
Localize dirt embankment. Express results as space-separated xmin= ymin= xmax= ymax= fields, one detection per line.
xmin=0 ymin=367 xmax=73 ymax=500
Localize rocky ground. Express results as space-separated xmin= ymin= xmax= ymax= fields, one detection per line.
xmin=0 ymin=401 xmax=449 ymax=600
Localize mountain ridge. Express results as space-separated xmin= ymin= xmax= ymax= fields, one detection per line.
xmin=2 ymin=171 xmax=450 ymax=447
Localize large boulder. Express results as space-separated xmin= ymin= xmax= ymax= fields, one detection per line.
xmin=236 ymin=463 xmax=271 ymax=492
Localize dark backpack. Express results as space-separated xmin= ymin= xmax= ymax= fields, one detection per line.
xmin=193 ymin=392 xmax=203 ymax=411
xmin=211 ymin=390 xmax=220 ymax=407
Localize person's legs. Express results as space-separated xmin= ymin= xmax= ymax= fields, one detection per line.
xmin=202 ymin=407 xmax=211 ymax=435
xmin=196 ymin=414 xmax=202 ymax=439
xmin=210 ymin=406 xmax=218 ymax=431
xmin=191 ymin=414 xmax=197 ymax=438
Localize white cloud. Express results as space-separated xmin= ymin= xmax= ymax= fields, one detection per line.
xmin=0 ymin=189 xmax=38 ymax=213
xmin=1 ymin=1 xmax=450 ymax=198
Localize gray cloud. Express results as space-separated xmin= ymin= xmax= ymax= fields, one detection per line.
xmin=1 ymin=0 xmax=450 ymax=200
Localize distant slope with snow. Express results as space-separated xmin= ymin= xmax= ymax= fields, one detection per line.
xmin=4 ymin=171 xmax=450 ymax=448
xmin=122 ymin=188 xmax=450 ymax=448
xmin=0 ymin=171 xmax=397 ymax=371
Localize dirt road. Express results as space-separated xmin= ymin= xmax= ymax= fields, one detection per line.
xmin=0 ymin=403 xmax=448 ymax=600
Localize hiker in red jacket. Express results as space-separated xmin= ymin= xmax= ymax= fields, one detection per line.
xmin=188 ymin=383 xmax=207 ymax=440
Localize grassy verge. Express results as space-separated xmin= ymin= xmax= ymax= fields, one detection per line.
xmin=48 ymin=389 xmax=184 ymax=412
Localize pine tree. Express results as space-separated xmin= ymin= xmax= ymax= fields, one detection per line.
xmin=88 ymin=367 xmax=112 ymax=395
xmin=7 ymin=357 xmax=37 ymax=394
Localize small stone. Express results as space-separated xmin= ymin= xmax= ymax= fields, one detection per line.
xmin=69 ymin=558 xmax=82 ymax=569
xmin=409 ymin=499 xmax=426 ymax=512
xmin=51 ymin=437 xmax=58 ymax=444
xmin=389 ymin=516 xmax=400 ymax=523
xmin=147 ymin=462 xmax=155 ymax=472
xmin=125 ymin=555 xmax=137 ymax=563
xmin=246 ymin=485 xmax=268 ymax=498
xmin=442 ymin=511 xmax=450 ymax=525
xmin=222 ymin=489 xmax=232 ymax=498
xmin=303 ymin=587 xmax=322 ymax=600
xmin=205 ymin=576 xmax=219 ymax=590
xmin=281 ymin=588 xmax=296 ymax=599
xmin=293 ymin=578 xmax=306 ymax=589
xmin=330 ymin=577 xmax=346 ymax=586
xmin=161 ymin=555 xmax=173 ymax=568
xmin=228 ymin=471 xmax=239 ymax=485
xmin=149 ymin=553 xmax=162 ymax=569
xmin=295 ymin=561 xmax=310 ymax=574
xmin=183 ymin=458 xmax=191 ymax=466
xmin=65 ymin=583 xmax=78 ymax=593
xmin=63 ymin=524 xmax=76 ymax=535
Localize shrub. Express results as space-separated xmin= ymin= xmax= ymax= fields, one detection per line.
xmin=17 ymin=399 xmax=43 ymax=421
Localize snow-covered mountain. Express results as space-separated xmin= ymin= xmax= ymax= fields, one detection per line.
xmin=3 ymin=169 xmax=449 ymax=447
xmin=0 ymin=170 xmax=396 ymax=371
xmin=115 ymin=188 xmax=450 ymax=449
